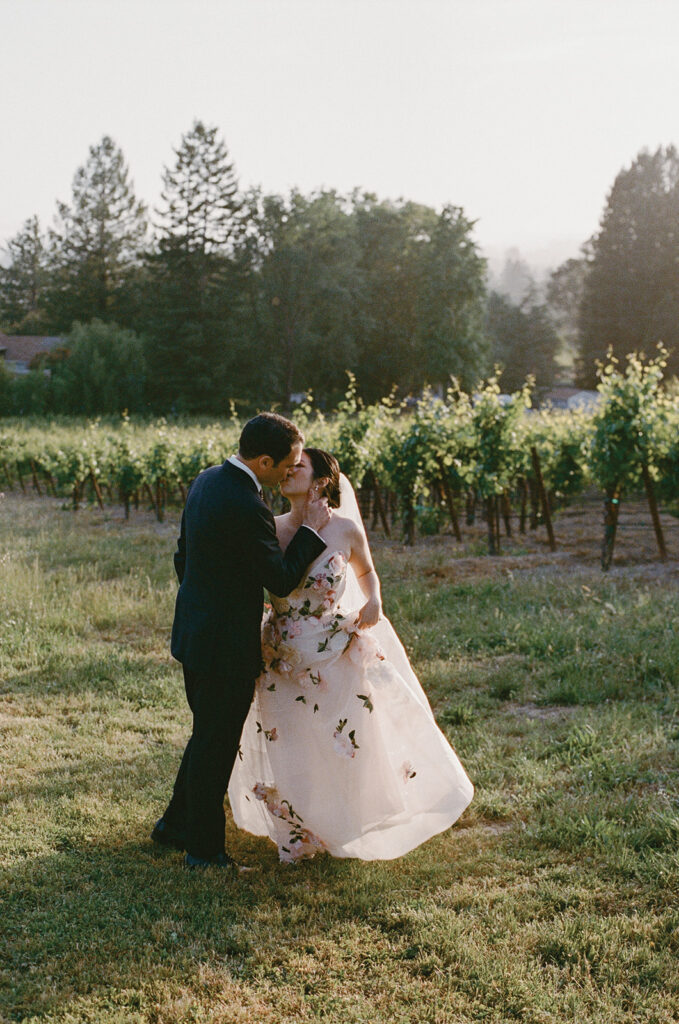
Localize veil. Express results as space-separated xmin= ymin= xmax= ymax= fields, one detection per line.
xmin=337 ymin=472 xmax=435 ymax=716
xmin=338 ymin=472 xmax=371 ymax=615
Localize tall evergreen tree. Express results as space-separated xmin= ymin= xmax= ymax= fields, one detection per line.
xmin=578 ymin=146 xmax=679 ymax=386
xmin=145 ymin=121 xmax=244 ymax=411
xmin=0 ymin=216 xmax=49 ymax=333
xmin=47 ymin=136 xmax=147 ymax=331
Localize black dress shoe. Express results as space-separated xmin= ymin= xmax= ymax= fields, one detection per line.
xmin=151 ymin=818 xmax=188 ymax=852
xmin=184 ymin=852 xmax=242 ymax=871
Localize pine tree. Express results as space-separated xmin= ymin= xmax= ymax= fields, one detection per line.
xmin=47 ymin=136 xmax=147 ymax=330
xmin=145 ymin=121 xmax=244 ymax=411
xmin=578 ymin=146 xmax=679 ymax=385
xmin=157 ymin=119 xmax=242 ymax=255
xmin=0 ymin=216 xmax=49 ymax=333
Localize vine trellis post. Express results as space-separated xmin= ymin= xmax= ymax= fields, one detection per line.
xmin=530 ymin=447 xmax=556 ymax=551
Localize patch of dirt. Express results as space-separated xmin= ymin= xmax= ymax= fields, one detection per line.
xmin=503 ymin=702 xmax=577 ymax=721
xmin=370 ymin=490 xmax=679 ymax=584
xmin=4 ymin=489 xmax=679 ymax=583
xmin=479 ymin=822 xmax=517 ymax=836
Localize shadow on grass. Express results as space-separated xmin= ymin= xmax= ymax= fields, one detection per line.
xmin=2 ymin=651 xmax=182 ymax=708
xmin=4 ymin=737 xmax=431 ymax=1021
xmin=2 ymin=819 xmax=402 ymax=1023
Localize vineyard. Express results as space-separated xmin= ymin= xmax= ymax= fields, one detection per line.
xmin=2 ymin=353 xmax=679 ymax=568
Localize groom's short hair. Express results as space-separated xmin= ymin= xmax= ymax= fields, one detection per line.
xmin=239 ymin=412 xmax=304 ymax=465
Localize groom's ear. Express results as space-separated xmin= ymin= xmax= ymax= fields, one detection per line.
xmin=256 ymin=455 xmax=274 ymax=473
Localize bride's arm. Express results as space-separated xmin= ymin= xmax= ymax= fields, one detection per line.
xmin=348 ymin=524 xmax=382 ymax=629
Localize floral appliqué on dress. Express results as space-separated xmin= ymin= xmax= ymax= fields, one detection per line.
xmin=231 ymin=550 xmax=434 ymax=863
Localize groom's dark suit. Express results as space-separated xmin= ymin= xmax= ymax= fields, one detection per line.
xmin=163 ymin=458 xmax=326 ymax=859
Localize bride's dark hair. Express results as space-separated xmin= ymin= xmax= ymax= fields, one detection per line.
xmin=304 ymin=448 xmax=342 ymax=509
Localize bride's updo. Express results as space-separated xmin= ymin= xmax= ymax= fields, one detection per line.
xmin=304 ymin=448 xmax=342 ymax=509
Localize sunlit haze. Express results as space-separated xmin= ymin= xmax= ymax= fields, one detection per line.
xmin=3 ymin=0 xmax=679 ymax=271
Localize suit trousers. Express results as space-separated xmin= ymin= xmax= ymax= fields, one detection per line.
xmin=164 ymin=665 xmax=256 ymax=859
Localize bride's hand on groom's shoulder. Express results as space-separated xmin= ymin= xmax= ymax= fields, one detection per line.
xmin=303 ymin=495 xmax=332 ymax=533
xmin=355 ymin=597 xmax=381 ymax=630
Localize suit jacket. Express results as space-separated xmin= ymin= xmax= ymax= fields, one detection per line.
xmin=170 ymin=459 xmax=326 ymax=678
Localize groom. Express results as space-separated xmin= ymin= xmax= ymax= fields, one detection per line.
xmin=152 ymin=412 xmax=329 ymax=869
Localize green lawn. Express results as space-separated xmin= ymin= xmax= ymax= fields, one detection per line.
xmin=1 ymin=493 xmax=678 ymax=1023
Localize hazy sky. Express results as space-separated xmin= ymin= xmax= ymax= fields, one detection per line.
xmin=2 ymin=0 xmax=678 ymax=270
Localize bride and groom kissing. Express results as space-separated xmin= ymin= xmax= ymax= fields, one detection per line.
xmin=152 ymin=411 xmax=473 ymax=870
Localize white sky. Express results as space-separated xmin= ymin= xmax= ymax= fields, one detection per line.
xmin=2 ymin=0 xmax=678 ymax=270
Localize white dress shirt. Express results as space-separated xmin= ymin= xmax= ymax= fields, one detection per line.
xmin=228 ymin=454 xmax=262 ymax=493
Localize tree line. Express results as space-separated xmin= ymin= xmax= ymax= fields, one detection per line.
xmin=1 ymin=124 xmax=677 ymax=414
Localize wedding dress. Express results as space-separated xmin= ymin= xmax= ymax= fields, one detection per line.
xmin=228 ymin=482 xmax=473 ymax=862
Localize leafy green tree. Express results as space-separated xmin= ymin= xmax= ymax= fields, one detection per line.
xmin=485 ymin=291 xmax=559 ymax=391
xmin=9 ymin=369 xmax=53 ymax=415
xmin=47 ymin=136 xmax=147 ymax=331
xmin=413 ymin=204 xmax=489 ymax=390
xmin=234 ymin=190 xmax=488 ymax=406
xmin=52 ymin=320 xmax=147 ymax=414
xmin=0 ymin=216 xmax=50 ymax=333
xmin=578 ymin=146 xmax=679 ymax=386
xmin=145 ymin=120 xmax=244 ymax=411
xmin=235 ymin=188 xmax=361 ymax=405
xmin=351 ymin=194 xmax=425 ymax=399
xmin=352 ymin=194 xmax=488 ymax=400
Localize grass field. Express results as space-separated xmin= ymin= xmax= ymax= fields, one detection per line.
xmin=1 ymin=492 xmax=678 ymax=1024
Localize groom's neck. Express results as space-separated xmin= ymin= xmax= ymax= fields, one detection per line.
xmin=235 ymin=454 xmax=264 ymax=485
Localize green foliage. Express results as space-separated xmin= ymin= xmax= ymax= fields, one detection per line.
xmin=523 ymin=409 xmax=590 ymax=500
xmin=578 ymin=145 xmax=679 ymax=386
xmin=546 ymin=256 xmax=588 ymax=374
xmin=330 ymin=373 xmax=395 ymax=485
xmin=469 ymin=374 xmax=531 ymax=499
xmin=3 ymin=356 xmax=678 ymax=538
xmin=486 ymin=291 xmax=560 ymax=391
xmin=0 ymin=357 xmax=14 ymax=415
xmin=351 ymin=194 xmax=488 ymax=400
xmin=0 ymin=215 xmax=50 ymax=333
xmin=46 ymin=136 xmax=147 ymax=331
xmin=144 ymin=121 xmax=245 ymax=413
xmin=379 ymin=387 xmax=472 ymax=539
xmin=236 ymin=189 xmax=362 ymax=405
xmin=4 ymin=131 xmax=492 ymax=411
xmin=589 ymin=348 xmax=670 ymax=495
xmin=52 ymin=320 xmax=147 ymax=415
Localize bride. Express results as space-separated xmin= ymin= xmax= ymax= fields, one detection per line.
xmin=228 ymin=448 xmax=473 ymax=861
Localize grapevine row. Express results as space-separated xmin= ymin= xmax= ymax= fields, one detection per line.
xmin=2 ymin=354 xmax=678 ymax=567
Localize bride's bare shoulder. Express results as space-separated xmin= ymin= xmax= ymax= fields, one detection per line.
xmin=332 ymin=512 xmax=366 ymax=549
xmin=331 ymin=510 xmax=357 ymax=533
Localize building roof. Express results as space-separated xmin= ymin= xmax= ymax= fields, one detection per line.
xmin=0 ymin=334 xmax=64 ymax=363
